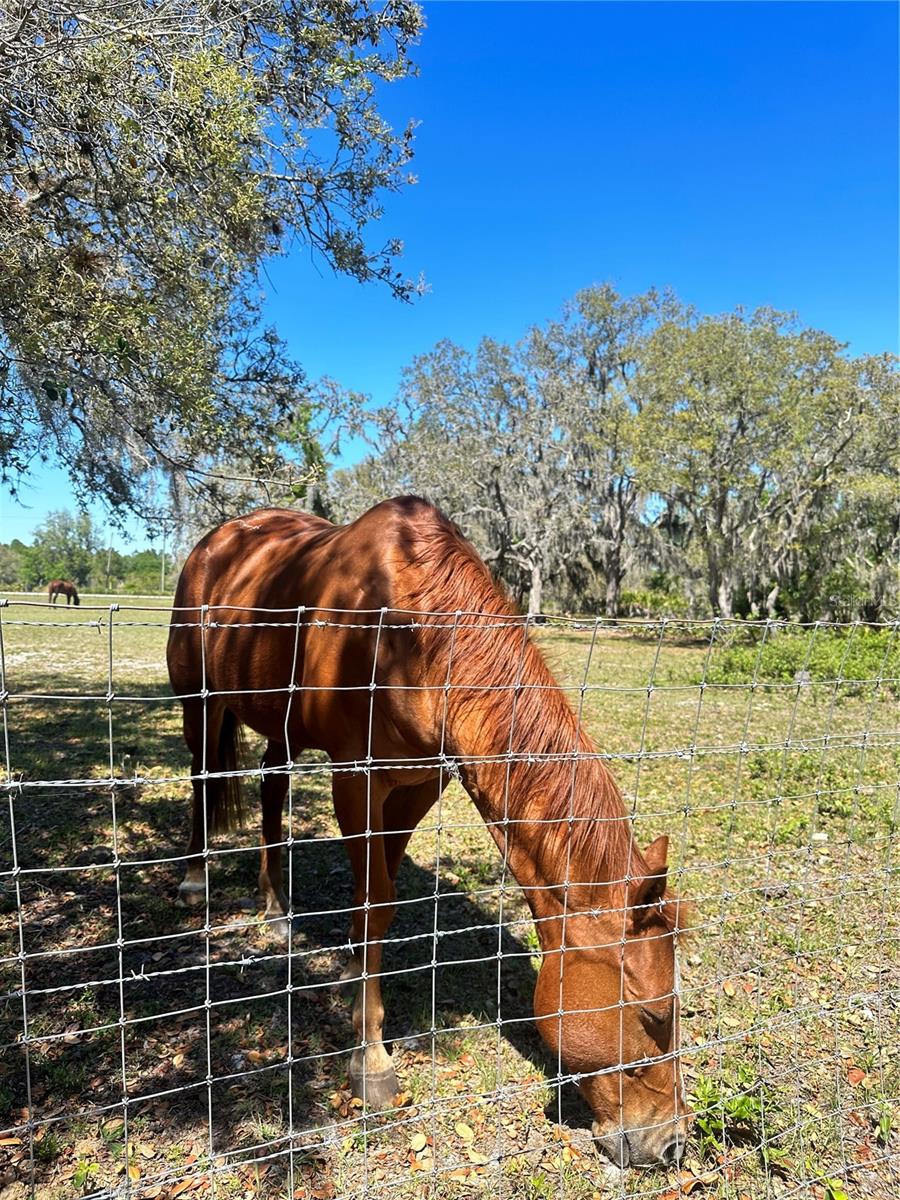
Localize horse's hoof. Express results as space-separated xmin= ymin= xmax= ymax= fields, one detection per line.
xmin=177 ymin=881 xmax=206 ymax=907
xmin=261 ymin=912 xmax=293 ymax=945
xmin=349 ymin=1064 xmax=399 ymax=1111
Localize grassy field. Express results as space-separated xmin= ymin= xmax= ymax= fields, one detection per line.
xmin=0 ymin=595 xmax=897 ymax=1200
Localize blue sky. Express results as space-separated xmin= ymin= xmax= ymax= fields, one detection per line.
xmin=3 ymin=0 xmax=897 ymax=549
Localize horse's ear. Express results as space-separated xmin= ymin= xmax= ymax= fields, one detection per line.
xmin=629 ymin=835 xmax=669 ymax=920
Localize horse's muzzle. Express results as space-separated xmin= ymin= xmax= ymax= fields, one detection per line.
xmin=592 ymin=1121 xmax=687 ymax=1168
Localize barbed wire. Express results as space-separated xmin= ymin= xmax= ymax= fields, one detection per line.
xmin=0 ymin=600 xmax=896 ymax=1200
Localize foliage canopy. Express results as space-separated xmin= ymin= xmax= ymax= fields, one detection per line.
xmin=333 ymin=286 xmax=899 ymax=621
xmin=0 ymin=0 xmax=422 ymax=522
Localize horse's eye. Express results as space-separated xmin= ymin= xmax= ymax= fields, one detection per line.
xmin=640 ymin=1005 xmax=670 ymax=1027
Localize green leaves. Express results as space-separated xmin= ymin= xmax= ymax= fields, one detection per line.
xmin=334 ymin=286 xmax=898 ymax=621
xmin=633 ymin=307 xmax=899 ymax=618
xmin=691 ymin=1064 xmax=767 ymax=1154
xmin=876 ymin=1102 xmax=893 ymax=1147
xmin=0 ymin=0 xmax=423 ymax=522
xmin=823 ymin=1179 xmax=850 ymax=1200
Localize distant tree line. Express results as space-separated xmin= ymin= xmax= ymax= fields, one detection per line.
xmin=329 ymin=285 xmax=899 ymax=621
xmin=0 ymin=511 xmax=177 ymax=594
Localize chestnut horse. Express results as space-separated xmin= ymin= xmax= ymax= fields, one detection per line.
xmin=167 ymin=498 xmax=688 ymax=1166
xmin=48 ymin=579 xmax=80 ymax=605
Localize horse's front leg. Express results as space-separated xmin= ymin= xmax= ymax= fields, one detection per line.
xmin=333 ymin=775 xmax=398 ymax=1109
xmin=258 ymin=740 xmax=290 ymax=939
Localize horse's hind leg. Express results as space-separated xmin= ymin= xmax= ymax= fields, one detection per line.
xmin=258 ymin=740 xmax=290 ymax=938
xmin=178 ymin=697 xmax=226 ymax=905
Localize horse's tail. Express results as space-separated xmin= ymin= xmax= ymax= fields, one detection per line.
xmin=212 ymin=707 xmax=246 ymax=833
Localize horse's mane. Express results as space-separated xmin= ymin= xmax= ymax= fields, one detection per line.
xmin=389 ymin=497 xmax=668 ymax=913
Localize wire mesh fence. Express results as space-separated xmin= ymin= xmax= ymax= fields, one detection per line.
xmin=0 ymin=596 xmax=897 ymax=1200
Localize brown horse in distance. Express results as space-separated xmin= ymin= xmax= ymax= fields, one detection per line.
xmin=47 ymin=579 xmax=80 ymax=605
xmin=167 ymin=497 xmax=689 ymax=1167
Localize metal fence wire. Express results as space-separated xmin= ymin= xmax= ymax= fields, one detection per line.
xmin=0 ymin=598 xmax=897 ymax=1200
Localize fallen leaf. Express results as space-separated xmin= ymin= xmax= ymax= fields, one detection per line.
xmin=847 ymin=1067 xmax=866 ymax=1086
xmin=455 ymin=1122 xmax=475 ymax=1142
xmin=659 ymin=1170 xmax=717 ymax=1198
xmin=467 ymin=1150 xmax=489 ymax=1165
xmin=409 ymin=1133 xmax=428 ymax=1153
xmin=722 ymin=979 xmax=736 ymax=997
xmin=684 ymin=1169 xmax=717 ymax=1191
xmin=0 ymin=1137 xmax=22 ymax=1146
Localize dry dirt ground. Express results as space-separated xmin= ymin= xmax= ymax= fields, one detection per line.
xmin=0 ymin=596 xmax=897 ymax=1200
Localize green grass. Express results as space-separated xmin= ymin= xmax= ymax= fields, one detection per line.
xmin=704 ymin=623 xmax=900 ymax=697
xmin=0 ymin=596 xmax=897 ymax=1198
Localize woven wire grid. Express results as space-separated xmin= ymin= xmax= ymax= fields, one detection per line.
xmin=0 ymin=598 xmax=897 ymax=1200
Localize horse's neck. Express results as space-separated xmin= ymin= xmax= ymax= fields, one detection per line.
xmin=434 ymin=628 xmax=636 ymax=939
xmin=454 ymin=724 xmax=634 ymax=944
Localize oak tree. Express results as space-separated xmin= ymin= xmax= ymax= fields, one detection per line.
xmin=1 ymin=0 xmax=422 ymax=521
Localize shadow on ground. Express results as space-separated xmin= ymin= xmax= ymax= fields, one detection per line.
xmin=0 ymin=684 xmax=589 ymax=1194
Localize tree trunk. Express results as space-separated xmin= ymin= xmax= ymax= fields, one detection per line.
xmin=765 ymin=583 xmax=779 ymax=619
xmin=707 ymin=553 xmax=721 ymax=616
xmin=716 ymin=575 xmax=734 ymax=619
xmin=706 ymin=538 xmax=735 ymax=618
xmin=528 ymin=562 xmax=543 ymax=616
xmin=605 ymin=567 xmax=622 ymax=618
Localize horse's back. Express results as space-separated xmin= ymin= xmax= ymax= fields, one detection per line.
xmin=167 ymin=509 xmax=333 ymax=699
xmin=171 ymin=498 xmax=460 ymax=615
xmin=171 ymin=509 xmax=332 ymax=609
xmin=168 ymin=503 xmax=417 ymax=740
xmin=166 ymin=498 xmax=492 ymax=755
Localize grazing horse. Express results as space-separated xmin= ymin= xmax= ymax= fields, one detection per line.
xmin=167 ymin=498 xmax=689 ymax=1166
xmin=47 ymin=579 xmax=80 ymax=605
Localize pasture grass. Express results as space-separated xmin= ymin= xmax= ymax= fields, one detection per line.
xmin=0 ymin=596 xmax=896 ymax=1200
